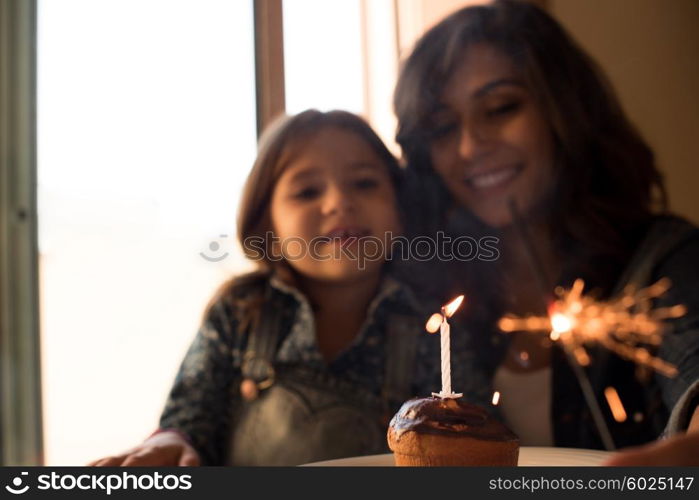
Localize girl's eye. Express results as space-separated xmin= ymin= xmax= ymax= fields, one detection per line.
xmin=485 ymin=101 xmax=521 ymax=118
xmin=354 ymin=177 xmax=379 ymax=190
xmin=292 ymin=187 xmax=320 ymax=200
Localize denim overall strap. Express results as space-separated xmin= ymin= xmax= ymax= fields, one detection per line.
xmin=240 ymin=281 xmax=284 ymax=389
xmin=382 ymin=312 xmax=421 ymax=416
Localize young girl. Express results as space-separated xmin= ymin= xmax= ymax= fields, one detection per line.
xmin=393 ymin=0 xmax=699 ymax=465
xmin=89 ymin=110 xmax=482 ymax=466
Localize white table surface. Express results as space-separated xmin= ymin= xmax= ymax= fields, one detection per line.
xmin=304 ymin=447 xmax=611 ymax=466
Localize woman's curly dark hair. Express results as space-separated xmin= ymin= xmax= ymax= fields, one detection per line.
xmin=394 ymin=0 xmax=666 ymax=303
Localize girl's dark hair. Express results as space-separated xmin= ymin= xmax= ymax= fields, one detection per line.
xmin=204 ymin=109 xmax=402 ymax=319
xmin=394 ymin=0 xmax=666 ymax=298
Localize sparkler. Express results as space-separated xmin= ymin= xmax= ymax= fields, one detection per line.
xmin=498 ymin=277 xmax=684 ymax=377
xmin=502 ymin=199 xmax=685 ymax=451
xmin=498 ymin=276 xmax=684 ymax=450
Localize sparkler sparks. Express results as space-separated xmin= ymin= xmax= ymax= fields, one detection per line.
xmin=491 ymin=391 xmax=501 ymax=406
xmin=498 ymin=278 xmax=684 ymax=377
xmin=604 ymin=387 xmax=628 ymax=423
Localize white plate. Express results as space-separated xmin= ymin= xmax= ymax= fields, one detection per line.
xmin=304 ymin=447 xmax=611 ymax=466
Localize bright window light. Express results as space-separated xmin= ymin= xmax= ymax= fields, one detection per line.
xmin=283 ymin=0 xmax=365 ymax=114
xmin=37 ymin=0 xmax=256 ymax=465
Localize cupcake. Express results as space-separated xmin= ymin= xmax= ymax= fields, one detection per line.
xmin=387 ymin=397 xmax=519 ymax=466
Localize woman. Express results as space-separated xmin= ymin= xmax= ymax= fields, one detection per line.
xmin=394 ymin=0 xmax=699 ymax=464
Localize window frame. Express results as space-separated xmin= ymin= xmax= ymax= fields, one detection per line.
xmin=254 ymin=0 xmax=286 ymax=135
xmin=0 ymin=0 xmax=43 ymax=466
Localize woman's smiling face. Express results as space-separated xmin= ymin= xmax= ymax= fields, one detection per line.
xmin=428 ymin=44 xmax=555 ymax=228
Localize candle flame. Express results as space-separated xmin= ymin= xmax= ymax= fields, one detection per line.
xmin=604 ymin=387 xmax=627 ymax=422
xmin=492 ymin=391 xmax=500 ymax=406
xmin=425 ymin=313 xmax=443 ymax=334
xmin=442 ymin=295 xmax=465 ymax=318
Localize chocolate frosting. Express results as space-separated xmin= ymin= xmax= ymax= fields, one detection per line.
xmin=389 ymin=397 xmax=519 ymax=441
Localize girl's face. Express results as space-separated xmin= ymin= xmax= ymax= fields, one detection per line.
xmin=270 ymin=127 xmax=402 ymax=282
xmin=428 ymin=44 xmax=555 ymax=228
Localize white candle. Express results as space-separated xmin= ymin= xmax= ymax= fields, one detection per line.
xmin=440 ymin=309 xmax=451 ymax=395
xmin=430 ymin=295 xmax=464 ymax=399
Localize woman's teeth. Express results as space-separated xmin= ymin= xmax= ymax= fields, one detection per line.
xmin=466 ymin=166 xmax=520 ymax=190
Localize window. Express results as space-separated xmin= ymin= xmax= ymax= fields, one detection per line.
xmin=283 ymin=0 xmax=365 ymax=114
xmin=37 ymin=0 xmax=257 ymax=465
xmin=283 ymin=0 xmax=400 ymax=151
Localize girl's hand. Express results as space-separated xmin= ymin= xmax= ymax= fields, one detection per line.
xmin=604 ymin=407 xmax=699 ymax=466
xmin=87 ymin=430 xmax=201 ymax=467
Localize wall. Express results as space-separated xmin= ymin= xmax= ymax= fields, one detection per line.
xmin=550 ymin=0 xmax=699 ymax=223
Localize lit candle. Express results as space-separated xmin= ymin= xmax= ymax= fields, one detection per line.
xmin=440 ymin=308 xmax=452 ymax=395
xmin=428 ymin=295 xmax=464 ymax=399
